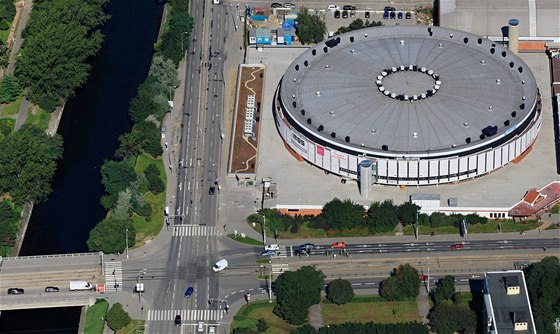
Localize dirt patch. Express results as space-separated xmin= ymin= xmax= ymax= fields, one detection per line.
xmin=228 ymin=65 xmax=265 ymax=175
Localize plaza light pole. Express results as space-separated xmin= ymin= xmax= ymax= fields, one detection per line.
xmin=125 ymin=228 xmax=129 ymax=259
xmin=415 ymin=209 xmax=419 ymax=241
xmin=260 ymin=212 xmax=267 ymax=245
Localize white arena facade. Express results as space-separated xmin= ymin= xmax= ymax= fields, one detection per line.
xmin=274 ymin=26 xmax=542 ymax=186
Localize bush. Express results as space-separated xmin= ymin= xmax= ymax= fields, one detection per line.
xmin=326 ymin=279 xmax=354 ymax=305
xmin=256 ymin=318 xmax=268 ymax=332
xmin=133 ymin=203 xmax=152 ymax=217
xmin=105 ymin=302 xmax=131 ymax=330
xmin=0 ymin=20 xmax=9 ymax=30
xmin=37 ymin=96 xmax=58 ymax=113
xmin=145 ymin=163 xmax=164 ymax=194
xmin=0 ymin=76 xmax=22 ymax=104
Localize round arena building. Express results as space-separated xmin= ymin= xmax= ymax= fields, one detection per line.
xmin=274 ymin=25 xmax=542 ymax=186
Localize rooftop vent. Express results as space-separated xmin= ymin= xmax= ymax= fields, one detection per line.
xmin=504 ymin=120 xmax=510 ymax=126
xmin=325 ymin=64 xmax=330 ymax=69
xmin=381 ymin=145 xmax=388 ymax=151
xmin=351 ymin=49 xmax=356 ymax=53
xmin=496 ymin=79 xmax=501 ymax=84
xmin=360 ymin=143 xmax=365 ymax=147
xmin=412 ymin=132 xmax=418 ymax=138
xmin=371 ymin=129 xmax=377 ymax=134
xmin=345 ymin=136 xmax=350 ymax=142
xmin=307 ymin=118 xmax=312 ymax=124
xmin=364 ymin=33 xmax=368 ymax=37
xmin=350 ymin=36 xmax=354 ymax=43
xmin=329 ymin=110 xmax=335 ymax=116
xmin=438 ymin=43 xmax=443 ymax=48
xmin=318 ymin=125 xmax=324 ymax=131
xmin=463 ymin=122 xmax=469 ymax=128
xmin=466 ymin=137 xmax=471 ymax=143
xmin=300 ymin=109 xmax=305 ymax=115
xmin=512 ymin=111 xmax=517 ymax=117
xmin=304 ymin=60 xmax=308 ymax=66
xmin=481 ymin=60 xmax=486 ymax=65
xmin=477 ymin=38 xmax=482 ymax=44
xmin=331 ymin=132 xmax=336 ymax=138
xmin=316 ymin=91 xmax=321 ymax=96
xmin=400 ymin=40 xmax=405 ymax=45
xmin=449 ymin=33 xmax=454 ymax=38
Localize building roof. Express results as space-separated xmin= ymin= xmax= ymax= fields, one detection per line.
xmin=484 ymin=270 xmax=537 ymax=334
xmin=509 ymin=181 xmax=560 ymax=216
xmin=280 ymin=26 xmax=538 ymax=158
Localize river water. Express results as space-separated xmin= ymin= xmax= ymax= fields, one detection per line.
xmin=0 ymin=0 xmax=164 ymax=332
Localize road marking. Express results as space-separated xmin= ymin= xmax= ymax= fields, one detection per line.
xmin=173 ymin=225 xmax=222 ymax=237
xmin=147 ymin=309 xmax=225 ymax=321
xmin=104 ymin=262 xmax=123 ymax=292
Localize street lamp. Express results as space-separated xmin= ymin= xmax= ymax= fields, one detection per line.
xmin=181 ymin=31 xmax=189 ymax=53
xmin=125 ymin=228 xmax=129 ymax=259
xmin=415 ymin=208 xmax=420 ymax=241
xmin=260 ymin=213 xmax=267 ymax=245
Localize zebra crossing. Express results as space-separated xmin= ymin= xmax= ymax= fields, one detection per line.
xmin=271 ymin=263 xmax=289 ymax=274
xmin=104 ymin=262 xmax=123 ymax=292
xmin=173 ymin=224 xmax=221 ymax=237
xmin=147 ymin=309 xmax=225 ymax=321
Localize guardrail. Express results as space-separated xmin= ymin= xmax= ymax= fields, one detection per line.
xmin=0 ymin=296 xmax=96 ymax=311
xmin=2 ymin=252 xmax=100 ymax=261
xmin=324 ymin=267 xmax=507 ymax=279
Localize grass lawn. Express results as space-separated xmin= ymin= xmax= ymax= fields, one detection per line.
xmin=232 ymin=300 xmax=297 ymax=334
xmin=1 ymin=94 xmax=23 ymax=116
xmin=83 ymin=299 xmax=109 ymax=334
xmin=402 ymin=219 xmax=542 ymax=235
xmin=322 ymin=295 xmax=420 ymax=325
xmin=228 ymin=233 xmax=264 ymax=246
xmin=115 ymin=319 xmax=145 ymax=334
xmin=0 ymin=26 xmax=9 ymax=43
xmin=456 ymin=292 xmax=473 ymax=306
xmin=25 ymin=104 xmax=50 ymax=131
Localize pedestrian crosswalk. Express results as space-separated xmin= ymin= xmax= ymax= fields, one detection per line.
xmin=271 ymin=264 xmax=289 ymax=274
xmin=172 ymin=224 xmax=221 ymax=237
xmin=147 ymin=309 xmax=225 ymax=321
xmin=104 ymin=262 xmax=123 ymax=292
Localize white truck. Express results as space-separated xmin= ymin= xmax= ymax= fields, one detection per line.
xmin=69 ymin=281 xmax=94 ymax=291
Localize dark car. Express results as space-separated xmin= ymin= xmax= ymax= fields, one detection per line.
xmin=405 ymin=11 xmax=412 ymax=19
xmin=397 ymin=11 xmax=403 ymax=19
xmin=184 ymin=286 xmax=194 ymax=298
xmin=209 ymin=187 xmax=215 ymax=195
xmin=334 ymin=10 xmax=340 ymax=18
xmin=364 ymin=11 xmax=370 ymax=18
xmin=341 ymin=10 xmax=348 ymax=18
xmin=299 ymin=243 xmax=317 ymax=251
xmin=174 ymin=314 xmax=181 ymax=326
xmin=390 ymin=11 xmax=396 ymax=19
xmin=270 ymin=2 xmax=282 ymax=8
xmin=294 ymin=248 xmax=307 ymax=255
xmin=384 ymin=6 xmax=395 ymax=11
xmin=7 ymin=288 xmax=24 ymax=295
xmin=45 ymin=286 xmax=59 ymax=293
xmin=383 ymin=10 xmax=389 ymax=19
xmin=342 ymin=5 xmax=356 ymax=10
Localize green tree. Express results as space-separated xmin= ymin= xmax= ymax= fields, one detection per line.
xmin=0 ymin=76 xmax=22 ymax=103
xmin=233 ymin=328 xmax=259 ymax=334
xmin=115 ymin=131 xmax=145 ymax=160
xmin=134 ymin=121 xmax=163 ymax=157
xmin=429 ymin=301 xmax=476 ymax=334
xmin=274 ymin=266 xmax=325 ymax=325
xmin=366 ymin=200 xmax=399 ymax=233
xmin=430 ymin=275 xmax=457 ymax=306
xmin=0 ymin=124 xmax=63 ymax=204
xmin=525 ymin=256 xmax=560 ymax=333
xmin=0 ymin=44 xmax=9 ymax=68
xmin=296 ymin=8 xmax=326 ymax=45
xmin=158 ymin=0 xmax=194 ymax=64
xmin=335 ymin=18 xmax=383 ymax=35
xmin=379 ymin=264 xmax=420 ymax=300
xmin=100 ymin=160 xmax=136 ymax=209
xmin=397 ymin=202 xmax=420 ymax=226
xmin=144 ymin=163 xmax=165 ymax=194
xmin=292 ymin=324 xmax=317 ymax=334
xmin=326 ymin=278 xmax=354 ymax=305
xmin=149 ymin=55 xmax=179 ymax=90
xmin=86 ymin=215 xmax=135 ymax=253
xmin=106 ymin=302 xmax=131 ymax=330
xmin=0 ymin=0 xmax=15 ymax=22
xmin=321 ymin=198 xmax=365 ymax=230
xmin=0 ymin=201 xmax=19 ymax=246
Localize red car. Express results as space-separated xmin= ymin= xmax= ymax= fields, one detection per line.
xmin=450 ymin=243 xmax=464 ymax=250
xmin=332 ymin=242 xmax=346 ymax=249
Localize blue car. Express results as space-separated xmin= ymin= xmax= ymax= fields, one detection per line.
xmin=184 ymin=286 xmax=194 ymax=298
xmin=383 ymin=10 xmax=389 ymax=19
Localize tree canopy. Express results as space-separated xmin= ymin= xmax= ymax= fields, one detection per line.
xmin=326 ymin=279 xmax=354 ymax=305
xmin=335 ymin=18 xmax=383 ymax=35
xmin=525 ymin=256 xmax=560 ymax=333
xmin=86 ymin=215 xmax=135 ymax=254
xmin=430 ymin=275 xmax=458 ymax=306
xmin=157 ymin=0 xmax=194 ymax=64
xmin=274 ymin=266 xmax=325 ymax=325
xmin=0 ymin=201 xmax=19 ymax=249
xmin=106 ymin=302 xmax=131 ymax=330
xmin=0 ymin=124 xmax=63 ymax=204
xmin=296 ymin=8 xmax=326 ymax=45
xmin=366 ymin=200 xmax=399 ymax=233
xmin=321 ymin=198 xmax=365 ymax=230
xmin=428 ymin=301 xmax=476 ymax=334
xmin=379 ymin=264 xmax=420 ymax=300
xmin=311 ymin=321 xmax=429 ymax=334
xmin=100 ymin=160 xmax=137 ymax=210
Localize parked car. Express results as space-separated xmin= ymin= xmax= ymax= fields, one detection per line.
xmin=390 ymin=11 xmax=396 ymax=19
xmin=341 ymin=10 xmax=348 ymax=18
xmin=197 ymin=321 xmax=205 ymax=332
xmin=334 ymin=10 xmax=340 ymax=18
xmin=450 ymin=243 xmax=464 ymax=250
xmin=260 ymin=249 xmax=277 ymax=257
xmin=364 ymin=11 xmax=370 ymax=18
xmin=327 ymin=4 xmax=339 ymax=11
xmin=405 ymin=11 xmax=412 ymax=19
xmin=209 ymin=326 xmax=216 ymax=334
xmin=331 ymin=242 xmax=346 ymax=249
xmin=184 ymin=286 xmax=194 ymax=298
xmin=384 ymin=6 xmax=395 ymax=11
xmin=270 ymin=2 xmax=283 ymax=8
xmin=209 ymin=187 xmax=215 ymax=195
xmin=397 ymin=11 xmax=403 ymax=19
xmin=283 ymin=2 xmax=295 ymax=8
xmin=174 ymin=314 xmax=181 ymax=326
xmin=342 ymin=5 xmax=356 ymax=10
xmin=265 ymin=244 xmax=279 ymax=251
xmin=383 ymin=10 xmax=389 ymax=19
xmin=45 ymin=286 xmax=59 ymax=293
xmin=7 ymin=288 xmax=24 ymax=295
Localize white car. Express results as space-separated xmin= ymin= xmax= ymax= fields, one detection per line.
xmin=327 ymin=4 xmax=339 ymax=11
xmin=212 ymin=259 xmax=228 ymax=272
xmin=197 ymin=321 xmax=205 ymax=332
xmin=283 ymin=2 xmax=295 ymax=8
xmin=265 ymin=244 xmax=279 ymax=251
xmin=209 ymin=326 xmax=216 ymax=334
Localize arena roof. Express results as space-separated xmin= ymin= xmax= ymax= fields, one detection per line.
xmin=280 ymin=26 xmax=538 ymax=157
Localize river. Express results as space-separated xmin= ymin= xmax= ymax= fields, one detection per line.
xmin=0 ymin=0 xmax=164 ymax=332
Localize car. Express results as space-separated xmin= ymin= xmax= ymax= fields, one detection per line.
xmin=327 ymin=4 xmax=339 ymax=11
xmin=364 ymin=11 xmax=370 ymax=18
xmin=294 ymin=248 xmax=307 ymax=255
xmin=213 ymin=259 xmax=228 ymax=272
xmin=45 ymin=286 xmax=59 ymax=293
xmin=341 ymin=10 xmax=348 ymax=18
xmin=299 ymin=243 xmax=317 ymax=251
xmin=161 ymin=125 xmax=166 ymax=139
xmin=383 ymin=10 xmax=389 ymax=19
xmin=184 ymin=286 xmax=194 ymax=298
xmin=197 ymin=321 xmax=205 ymax=332
xmin=270 ymin=2 xmax=282 ymax=8
xmin=265 ymin=244 xmax=279 ymax=251
xmin=405 ymin=11 xmax=412 ymax=19
xmin=342 ymin=5 xmax=356 ymax=10
xmin=209 ymin=187 xmax=215 ymax=195
xmin=7 ymin=288 xmax=24 ymax=295
xmin=209 ymin=326 xmax=216 ymax=334
xmin=397 ymin=11 xmax=403 ymax=19
xmin=283 ymin=2 xmax=295 ymax=8
xmin=384 ymin=6 xmax=395 ymax=11
xmin=450 ymin=243 xmax=464 ymax=250
xmin=334 ymin=10 xmax=340 ymax=18
xmin=332 ymin=242 xmax=346 ymax=249
xmin=390 ymin=11 xmax=396 ymax=19
xmin=260 ymin=249 xmax=276 ymax=257
xmin=174 ymin=314 xmax=181 ymax=326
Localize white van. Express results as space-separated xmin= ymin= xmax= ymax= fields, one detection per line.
xmin=165 ymin=206 xmax=169 ymax=216
xmin=213 ymin=259 xmax=228 ymax=272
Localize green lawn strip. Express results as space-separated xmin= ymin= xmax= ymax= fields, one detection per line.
xmin=456 ymin=291 xmax=473 ymax=306
xmin=499 ymin=220 xmax=541 ymax=232
xmin=1 ymin=94 xmax=23 ymax=116
xmin=545 ymin=224 xmax=559 ymax=230
xmin=402 ymin=219 xmax=542 ymax=236
xmin=232 ymin=300 xmax=296 ymax=334
xmin=25 ymin=105 xmax=50 ymax=130
xmin=0 ymin=28 xmax=9 ymax=43
xmin=83 ymin=299 xmax=109 ymax=334
xmin=321 ymin=297 xmax=420 ymax=325
xmin=228 ymin=233 xmax=263 ymax=246
xmin=115 ymin=319 xmax=145 ymax=334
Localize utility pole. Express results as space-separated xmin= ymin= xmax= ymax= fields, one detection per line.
xmin=125 ymin=228 xmax=129 ymax=259
xmin=415 ymin=209 xmax=419 ymax=241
